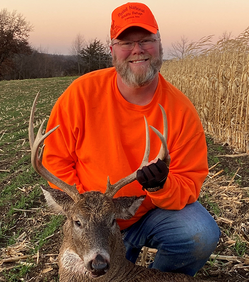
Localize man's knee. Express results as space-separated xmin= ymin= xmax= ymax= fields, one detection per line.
xmin=175 ymin=206 xmax=221 ymax=258
xmin=155 ymin=202 xmax=221 ymax=256
xmin=189 ymin=228 xmax=220 ymax=259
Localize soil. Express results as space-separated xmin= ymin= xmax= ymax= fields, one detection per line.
xmin=1 ymin=135 xmax=249 ymax=282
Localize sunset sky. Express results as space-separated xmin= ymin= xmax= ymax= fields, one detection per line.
xmin=2 ymin=0 xmax=249 ymax=57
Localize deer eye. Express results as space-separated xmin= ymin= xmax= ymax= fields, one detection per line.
xmin=74 ymin=220 xmax=81 ymax=227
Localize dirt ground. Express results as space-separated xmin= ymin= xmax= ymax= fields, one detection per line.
xmin=1 ymin=136 xmax=249 ymax=281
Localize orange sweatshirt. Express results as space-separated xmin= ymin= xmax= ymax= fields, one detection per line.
xmin=43 ymin=67 xmax=208 ymax=230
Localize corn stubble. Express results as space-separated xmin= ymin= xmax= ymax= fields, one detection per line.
xmin=161 ymin=27 xmax=249 ymax=153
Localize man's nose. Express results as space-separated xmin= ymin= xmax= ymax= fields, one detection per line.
xmin=132 ymin=42 xmax=144 ymax=53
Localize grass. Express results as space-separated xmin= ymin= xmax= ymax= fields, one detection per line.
xmin=3 ymin=263 xmax=35 ymax=282
xmin=0 ymin=76 xmax=76 ymax=280
xmin=233 ymin=236 xmax=247 ymax=257
xmin=33 ymin=214 xmax=64 ymax=253
xmin=199 ymin=194 xmax=221 ymax=217
xmin=0 ymin=77 xmax=249 ymax=281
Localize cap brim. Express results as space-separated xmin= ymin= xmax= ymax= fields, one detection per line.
xmin=113 ymin=23 xmax=158 ymax=39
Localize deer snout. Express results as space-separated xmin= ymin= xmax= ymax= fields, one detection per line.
xmin=87 ymin=254 xmax=110 ymax=277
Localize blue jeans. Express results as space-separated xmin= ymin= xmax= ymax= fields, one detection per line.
xmin=122 ymin=201 xmax=220 ymax=276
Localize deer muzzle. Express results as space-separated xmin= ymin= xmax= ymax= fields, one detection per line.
xmin=87 ymin=254 xmax=110 ymax=277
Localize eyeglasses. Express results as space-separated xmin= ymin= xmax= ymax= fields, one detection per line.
xmin=112 ymin=38 xmax=159 ymax=51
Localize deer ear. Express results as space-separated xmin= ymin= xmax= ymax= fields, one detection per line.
xmin=41 ymin=185 xmax=75 ymax=215
xmin=113 ymin=196 xmax=145 ymax=220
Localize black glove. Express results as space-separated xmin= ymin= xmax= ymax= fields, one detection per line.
xmin=136 ymin=159 xmax=169 ymax=192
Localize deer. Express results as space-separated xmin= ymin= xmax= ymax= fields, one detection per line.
xmin=29 ymin=93 xmax=214 ymax=282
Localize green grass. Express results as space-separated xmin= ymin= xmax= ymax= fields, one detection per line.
xmin=0 ymin=76 xmax=76 ymax=199
xmin=33 ymin=214 xmax=64 ymax=253
xmin=198 ymin=194 xmax=221 ymax=217
xmin=233 ymin=236 xmax=247 ymax=257
xmin=3 ymin=263 xmax=35 ymax=282
xmin=0 ymin=76 xmax=77 ymax=280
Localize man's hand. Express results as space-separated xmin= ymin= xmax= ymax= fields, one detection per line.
xmin=136 ymin=159 xmax=169 ymax=192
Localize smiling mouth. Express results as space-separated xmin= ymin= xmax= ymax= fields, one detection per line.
xmin=130 ymin=59 xmax=149 ymax=64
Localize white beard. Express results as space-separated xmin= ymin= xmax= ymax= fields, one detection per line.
xmin=112 ymin=47 xmax=163 ymax=88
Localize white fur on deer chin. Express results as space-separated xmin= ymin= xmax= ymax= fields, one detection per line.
xmin=61 ymin=249 xmax=88 ymax=275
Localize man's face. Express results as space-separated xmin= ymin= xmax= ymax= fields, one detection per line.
xmin=111 ymin=27 xmax=163 ymax=88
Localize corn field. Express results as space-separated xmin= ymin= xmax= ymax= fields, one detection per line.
xmin=161 ymin=27 xmax=249 ymax=153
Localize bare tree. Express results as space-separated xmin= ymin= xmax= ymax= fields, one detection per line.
xmin=71 ymin=33 xmax=85 ymax=55
xmin=104 ymin=35 xmax=111 ymax=54
xmin=167 ymin=35 xmax=214 ymax=60
xmin=0 ymin=9 xmax=33 ymax=76
xmin=71 ymin=34 xmax=85 ymax=74
xmin=219 ymin=31 xmax=232 ymax=42
xmin=168 ymin=36 xmax=190 ymax=60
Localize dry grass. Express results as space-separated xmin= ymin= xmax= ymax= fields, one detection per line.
xmin=137 ymin=164 xmax=249 ymax=281
xmin=161 ymin=27 xmax=249 ymax=153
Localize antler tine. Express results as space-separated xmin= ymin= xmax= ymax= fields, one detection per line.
xmin=105 ymin=105 xmax=169 ymax=198
xmin=105 ymin=116 xmax=150 ymax=198
xmin=29 ymin=92 xmax=81 ymax=203
xmin=29 ymin=91 xmax=39 ymax=149
xmin=151 ymin=104 xmax=170 ymax=167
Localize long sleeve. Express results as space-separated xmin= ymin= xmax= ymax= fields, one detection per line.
xmin=43 ymin=94 xmax=86 ymax=194
xmin=42 ymin=68 xmax=209 ymax=230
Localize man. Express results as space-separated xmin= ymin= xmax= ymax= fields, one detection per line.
xmin=43 ymin=2 xmax=220 ymax=276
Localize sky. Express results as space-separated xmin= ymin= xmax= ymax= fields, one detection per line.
xmin=2 ymin=0 xmax=249 ymax=57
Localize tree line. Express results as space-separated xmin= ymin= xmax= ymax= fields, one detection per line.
xmin=2 ymin=8 xmax=239 ymax=81
xmin=0 ymin=9 xmax=112 ymax=80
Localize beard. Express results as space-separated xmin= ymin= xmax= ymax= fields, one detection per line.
xmin=112 ymin=44 xmax=163 ymax=88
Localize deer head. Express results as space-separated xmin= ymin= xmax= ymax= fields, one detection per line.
xmin=29 ymin=92 xmax=168 ymax=279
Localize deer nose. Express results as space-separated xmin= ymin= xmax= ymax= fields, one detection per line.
xmin=88 ymin=254 xmax=110 ymax=277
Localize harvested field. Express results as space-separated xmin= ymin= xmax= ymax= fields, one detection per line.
xmin=0 ymin=77 xmax=249 ymax=281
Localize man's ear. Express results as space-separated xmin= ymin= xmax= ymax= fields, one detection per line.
xmin=113 ymin=196 xmax=145 ymax=220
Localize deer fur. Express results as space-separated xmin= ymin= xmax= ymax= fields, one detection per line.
xmin=42 ymin=186 xmax=214 ymax=282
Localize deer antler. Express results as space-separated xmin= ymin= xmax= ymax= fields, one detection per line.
xmin=105 ymin=105 xmax=169 ymax=198
xmin=152 ymin=104 xmax=170 ymax=167
xmin=29 ymin=92 xmax=81 ymax=203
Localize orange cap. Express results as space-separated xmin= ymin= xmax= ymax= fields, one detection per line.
xmin=110 ymin=2 xmax=158 ymax=39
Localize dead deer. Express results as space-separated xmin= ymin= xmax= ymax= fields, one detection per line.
xmin=29 ymin=93 xmax=214 ymax=282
